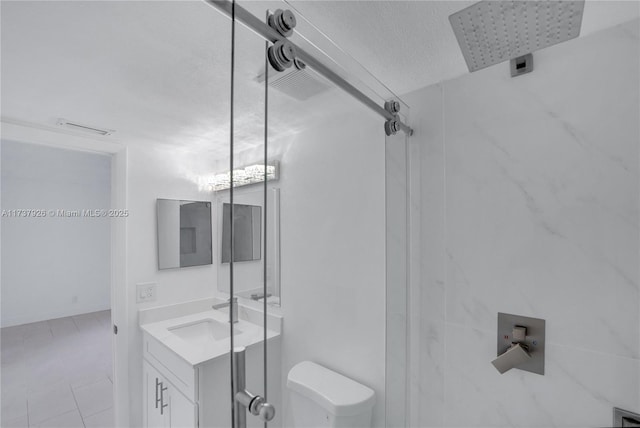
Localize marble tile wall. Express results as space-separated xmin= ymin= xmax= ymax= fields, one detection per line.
xmin=406 ymin=19 xmax=640 ymax=427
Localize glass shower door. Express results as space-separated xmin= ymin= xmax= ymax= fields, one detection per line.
xmin=384 ymin=113 xmax=413 ymax=427
xmin=221 ymin=3 xmax=278 ymax=427
xmin=217 ymin=1 xmax=414 ymax=426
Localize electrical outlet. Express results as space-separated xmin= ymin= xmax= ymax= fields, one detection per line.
xmin=136 ymin=282 xmax=157 ymax=303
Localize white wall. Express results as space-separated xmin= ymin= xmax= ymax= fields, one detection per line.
xmin=406 ymin=19 xmax=640 ymax=427
xmin=272 ymin=88 xmax=388 ymax=427
xmin=125 ymin=143 xmax=217 ymax=427
xmin=1 ymin=140 xmax=111 ymax=327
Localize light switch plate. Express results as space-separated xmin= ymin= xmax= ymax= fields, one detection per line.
xmin=497 ymin=312 xmax=545 ymax=375
xmin=136 ymin=282 xmax=157 ymax=303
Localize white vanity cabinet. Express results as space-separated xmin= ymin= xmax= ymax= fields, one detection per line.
xmin=143 ymin=333 xmax=199 ymax=428
xmin=143 ymin=360 xmax=197 ymax=428
xmin=139 ymin=303 xmax=283 ymax=428
xmin=143 ymin=360 xmax=196 ymax=428
xmin=142 ymin=330 xmax=282 ymax=428
xmin=143 ymin=361 xmax=165 ymax=428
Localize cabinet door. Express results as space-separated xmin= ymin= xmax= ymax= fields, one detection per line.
xmin=167 ymin=386 xmax=197 ymax=428
xmin=144 ymin=362 xmax=167 ymax=428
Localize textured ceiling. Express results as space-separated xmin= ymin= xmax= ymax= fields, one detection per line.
xmin=1 ymin=0 xmax=638 ymax=163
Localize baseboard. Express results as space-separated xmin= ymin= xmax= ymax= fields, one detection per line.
xmin=1 ymin=303 xmax=111 ymax=328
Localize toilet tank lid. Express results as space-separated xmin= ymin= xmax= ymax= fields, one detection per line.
xmin=287 ymin=361 xmax=375 ymax=417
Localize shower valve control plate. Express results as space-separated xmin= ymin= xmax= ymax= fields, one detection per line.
xmin=497 ymin=312 xmax=545 ymax=375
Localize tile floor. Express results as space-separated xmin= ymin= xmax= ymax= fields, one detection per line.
xmin=1 ymin=310 xmax=113 ymax=427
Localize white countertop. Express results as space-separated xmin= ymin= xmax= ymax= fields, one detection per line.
xmin=140 ymin=300 xmax=281 ymax=367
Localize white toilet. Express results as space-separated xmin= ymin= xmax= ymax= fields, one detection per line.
xmin=287 ymin=361 xmax=375 ymax=428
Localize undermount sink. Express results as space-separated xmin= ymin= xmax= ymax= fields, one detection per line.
xmin=169 ymin=318 xmax=243 ymax=344
xmin=140 ymin=300 xmax=282 ymax=366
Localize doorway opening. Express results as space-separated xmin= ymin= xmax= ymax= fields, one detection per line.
xmin=1 ymin=140 xmax=116 ymax=428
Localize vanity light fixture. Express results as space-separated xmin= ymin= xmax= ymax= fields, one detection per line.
xmin=209 ymin=161 xmax=279 ymax=192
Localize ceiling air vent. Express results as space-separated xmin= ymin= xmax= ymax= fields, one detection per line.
xmin=56 ymin=119 xmax=115 ymax=136
xmin=256 ymin=59 xmax=332 ymax=101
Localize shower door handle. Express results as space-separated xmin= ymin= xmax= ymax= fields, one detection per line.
xmin=252 ymin=397 xmax=276 ymax=422
xmin=236 ymin=390 xmax=276 ymax=422
xmin=233 ymin=347 xmax=276 ymax=428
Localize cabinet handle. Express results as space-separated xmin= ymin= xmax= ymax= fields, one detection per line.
xmin=155 ymin=378 xmax=161 ymax=409
xmin=160 ymin=383 xmax=168 ymax=415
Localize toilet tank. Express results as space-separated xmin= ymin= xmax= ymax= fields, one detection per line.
xmin=286 ymin=361 xmax=375 ymax=428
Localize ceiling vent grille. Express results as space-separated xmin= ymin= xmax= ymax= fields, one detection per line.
xmin=56 ymin=119 xmax=114 ymax=136
xmin=257 ymin=61 xmax=332 ymax=101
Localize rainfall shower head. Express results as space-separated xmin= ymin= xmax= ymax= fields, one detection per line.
xmin=449 ymin=0 xmax=585 ymax=73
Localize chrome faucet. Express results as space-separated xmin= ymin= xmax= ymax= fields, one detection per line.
xmin=212 ymin=297 xmax=239 ymax=323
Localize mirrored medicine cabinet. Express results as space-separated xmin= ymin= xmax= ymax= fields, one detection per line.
xmin=157 ymin=199 xmax=213 ymax=270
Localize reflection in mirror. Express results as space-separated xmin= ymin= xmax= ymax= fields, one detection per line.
xmin=221 ymin=203 xmax=262 ymax=263
xmin=157 ymin=199 xmax=212 ymax=270
xmin=216 ymin=189 xmax=281 ymax=306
